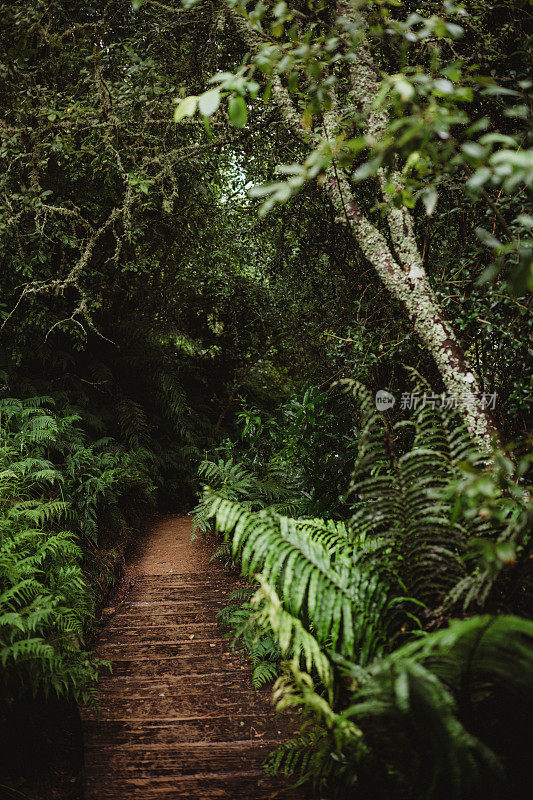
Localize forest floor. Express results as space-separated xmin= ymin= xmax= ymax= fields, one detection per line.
xmin=81 ymin=515 xmax=306 ymax=799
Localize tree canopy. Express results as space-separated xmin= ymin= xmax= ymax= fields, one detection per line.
xmin=1 ymin=1 xmax=532 ymax=797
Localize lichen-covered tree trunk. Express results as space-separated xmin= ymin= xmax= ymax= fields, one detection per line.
xmin=227 ymin=5 xmax=497 ymax=450
xmin=324 ymin=168 xmax=497 ymax=446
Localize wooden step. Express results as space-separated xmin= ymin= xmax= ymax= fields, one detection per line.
xmin=84 ymin=741 xmax=282 ymax=775
xmin=103 ymin=610 xmax=221 ymax=625
xmin=105 ymin=657 xmax=243 ymax=678
xmin=96 ymin=681 xmax=270 ymax=705
xmin=99 ymin=619 xmax=218 ymax=643
xmin=84 ymin=771 xmax=306 ymax=799
xmin=131 ymin=573 xmax=246 ymax=587
xmin=83 ymin=714 xmax=297 ymax=745
xmin=94 ymin=689 xmax=271 ymax=718
xmin=99 ymin=622 xmax=221 ymax=643
xmin=98 ymin=639 xmax=233 ymax=656
xmin=110 ymin=599 xmax=227 ymax=611
xmin=96 ymin=673 xmax=264 ymax=696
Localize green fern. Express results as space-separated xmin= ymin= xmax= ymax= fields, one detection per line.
xmin=201 ymin=378 xmax=532 ymax=799
xmin=265 ymin=615 xmax=533 ymax=799
xmin=341 ymin=378 xmax=490 ymax=607
xmin=216 ymin=588 xmax=281 ymax=687
xmin=252 ymin=660 xmax=279 ymax=688
xmin=115 ymin=397 xmax=150 ymax=450
xmin=0 ymin=396 xmax=119 ymax=703
xmin=207 ymin=495 xmax=406 ymax=666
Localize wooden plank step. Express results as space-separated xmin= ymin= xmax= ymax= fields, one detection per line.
xmin=84 ymin=771 xmax=306 ymax=799
xmin=83 ymin=715 xmax=297 ymax=745
xmin=84 ymin=740 xmax=280 ymax=775
xmin=96 ymin=673 xmax=263 ymax=693
xmin=96 ymin=682 xmax=270 ymax=705
xmin=98 ymin=639 xmax=231 ymax=656
xmin=84 ymin=709 xmax=298 ymax=748
xmin=127 ymin=576 xmax=239 ymax=587
xmin=91 ymin=669 xmax=252 ymax=686
xmin=102 ymin=621 xmax=220 ymax=632
xmin=131 ymin=574 xmax=246 ymax=587
xmin=111 ymin=599 xmax=227 ymax=610
xmin=125 ymin=588 xmax=238 ymax=603
xmin=132 ymin=571 xmax=242 ymax=579
xmin=93 ymin=690 xmax=271 ymax=718
xmin=103 ymin=610 xmax=220 ymax=625
xmin=107 ymin=658 xmax=243 ymax=677
xmin=99 ymin=622 xmax=220 ymax=643
xmin=93 ymin=696 xmax=270 ymax=717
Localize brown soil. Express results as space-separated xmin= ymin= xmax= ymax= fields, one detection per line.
xmin=82 ymin=516 xmax=308 ymax=799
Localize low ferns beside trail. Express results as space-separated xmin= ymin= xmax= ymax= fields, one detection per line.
xmin=208 ymin=497 xmax=406 ymax=672
xmin=0 ymin=395 xmax=154 ymax=704
xmin=264 ymin=615 xmax=533 ymax=799
xmin=217 ymin=588 xmax=281 ymax=688
xmin=0 ymin=511 xmax=100 ymax=703
xmin=0 ymin=399 xmax=98 ymax=702
xmin=192 ymin=453 xmax=302 ymax=538
xmin=198 ymin=380 xmax=533 ymax=799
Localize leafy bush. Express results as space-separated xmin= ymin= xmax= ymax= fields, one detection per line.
xmin=0 ymin=394 xmax=157 ymax=704
xmin=0 ymin=398 xmax=98 ymax=703
xmin=199 ymin=380 xmax=533 ymax=799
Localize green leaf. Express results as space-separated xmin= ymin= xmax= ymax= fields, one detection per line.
xmin=228 ymin=96 xmax=247 ymax=128
xmin=395 ymin=79 xmax=414 ymax=102
xmin=476 ymin=227 xmax=502 ymax=249
xmin=467 ymin=167 xmax=491 ymax=189
xmin=174 ymin=96 xmax=197 ymax=122
xmin=433 ymin=78 xmax=454 ymax=96
xmin=422 ymin=188 xmax=438 ymax=217
xmin=352 ymin=156 xmax=381 ymax=183
xmin=198 ymin=89 xmax=220 ymax=117
xmin=461 ymin=142 xmax=486 ymax=161
xmin=202 ymin=114 xmax=213 ymax=138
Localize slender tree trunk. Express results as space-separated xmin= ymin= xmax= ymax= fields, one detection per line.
xmin=324 ymin=167 xmax=496 ymax=444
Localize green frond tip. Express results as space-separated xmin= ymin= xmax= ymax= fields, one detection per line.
xmin=252 ymin=661 xmax=279 ymax=688
xmin=253 ymin=577 xmax=333 ymax=696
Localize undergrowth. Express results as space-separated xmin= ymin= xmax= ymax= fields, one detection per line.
xmin=197 ymin=378 xmax=533 ymax=799
xmin=0 ymin=395 xmax=143 ymax=704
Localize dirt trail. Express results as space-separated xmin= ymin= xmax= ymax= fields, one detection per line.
xmin=82 ymin=516 xmax=305 ymax=799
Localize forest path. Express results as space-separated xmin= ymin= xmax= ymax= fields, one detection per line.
xmin=82 ymin=516 xmax=304 ymax=799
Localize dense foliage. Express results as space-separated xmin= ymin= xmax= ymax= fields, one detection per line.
xmin=200 ymin=381 xmax=532 ymax=798
xmin=0 ymin=397 xmax=100 ymax=704
xmin=0 ymin=0 xmax=531 ymax=796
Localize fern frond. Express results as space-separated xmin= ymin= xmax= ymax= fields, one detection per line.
xmin=252 ymin=660 xmax=279 ymax=687
xmin=116 ymin=397 xmax=150 ymax=448
xmin=253 ymin=578 xmax=333 ymax=693
xmin=207 ymin=494 xmax=404 ymax=664
xmin=339 ymin=615 xmax=533 ymax=799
